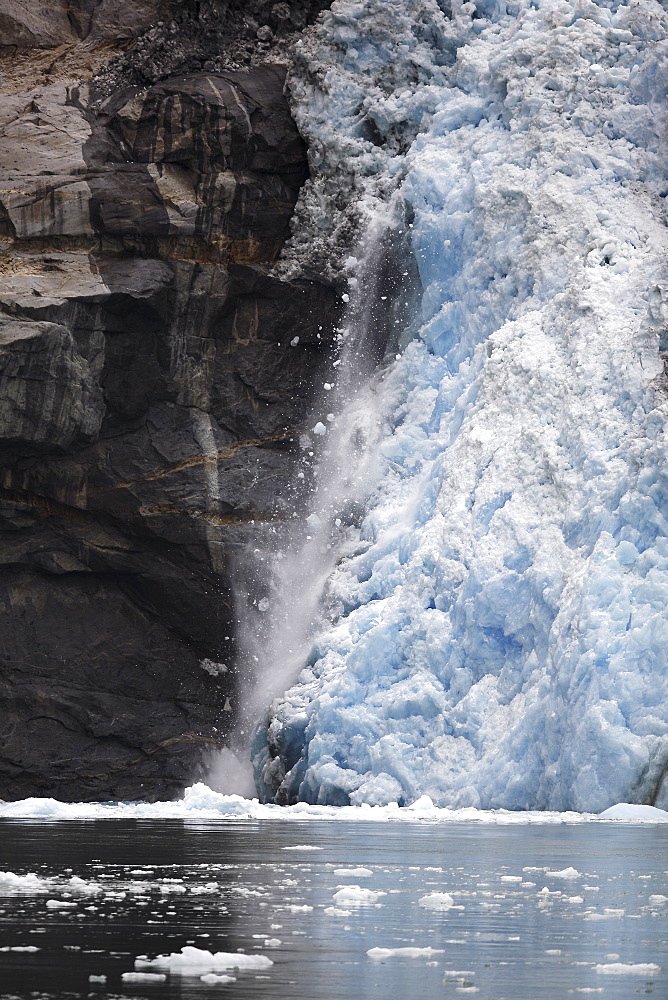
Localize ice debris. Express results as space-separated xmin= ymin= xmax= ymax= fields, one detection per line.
xmin=135 ymin=946 xmax=273 ymax=974
xmin=367 ymin=946 xmax=444 ymax=959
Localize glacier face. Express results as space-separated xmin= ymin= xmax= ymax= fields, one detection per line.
xmin=258 ymin=0 xmax=668 ymax=812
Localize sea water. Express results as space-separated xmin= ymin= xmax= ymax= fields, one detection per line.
xmin=1 ymin=817 xmax=666 ymax=999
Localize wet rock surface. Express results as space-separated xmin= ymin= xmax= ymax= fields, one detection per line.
xmin=0 ymin=1 xmax=339 ymax=801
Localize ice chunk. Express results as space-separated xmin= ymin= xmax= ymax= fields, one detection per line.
xmin=200 ymin=973 xmax=237 ymax=984
xmin=135 ymin=947 xmax=273 ymax=973
xmin=594 ymin=963 xmax=661 ymax=975
xmin=282 ymin=845 xmax=323 ymax=850
xmin=121 ymin=973 xmax=166 ymax=982
xmin=68 ymin=876 xmax=102 ymax=894
xmin=599 ymin=804 xmax=668 ymax=822
xmin=0 ymin=871 xmax=46 ymax=892
xmin=333 ymin=867 xmax=373 ymax=877
xmin=332 ymin=885 xmax=386 ymax=906
xmin=367 ymin=946 xmax=444 ymax=959
xmin=418 ymin=892 xmax=454 ymax=910
xmin=546 ymin=868 xmax=580 ymax=879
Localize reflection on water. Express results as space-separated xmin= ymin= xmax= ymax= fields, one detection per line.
xmin=0 ymin=819 xmax=666 ymax=999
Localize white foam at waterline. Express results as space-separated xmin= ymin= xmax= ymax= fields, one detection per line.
xmin=367 ymin=946 xmax=444 ymax=959
xmin=135 ymin=947 xmax=273 ymax=974
xmin=2 ymin=786 xmax=668 ymax=824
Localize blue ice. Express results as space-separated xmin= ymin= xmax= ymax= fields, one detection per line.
xmin=256 ymin=0 xmax=668 ymax=812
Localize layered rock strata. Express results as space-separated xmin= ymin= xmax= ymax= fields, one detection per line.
xmin=0 ymin=2 xmax=339 ymax=801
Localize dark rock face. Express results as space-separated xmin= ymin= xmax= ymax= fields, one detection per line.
xmin=0 ymin=7 xmax=339 ymax=801
xmin=0 ymin=0 xmax=179 ymax=48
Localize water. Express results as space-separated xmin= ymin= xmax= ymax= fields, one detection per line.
xmin=214 ymin=204 xmax=411 ymax=798
xmin=1 ymin=819 xmax=667 ymax=998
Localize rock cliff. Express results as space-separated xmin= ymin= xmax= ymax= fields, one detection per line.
xmin=0 ymin=0 xmax=338 ymax=801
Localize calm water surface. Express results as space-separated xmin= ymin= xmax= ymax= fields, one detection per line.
xmin=0 ymin=819 xmax=666 ymax=999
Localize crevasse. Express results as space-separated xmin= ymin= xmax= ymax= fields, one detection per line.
xmin=259 ymin=0 xmax=668 ymax=812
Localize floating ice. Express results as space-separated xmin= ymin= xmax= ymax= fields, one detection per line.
xmin=333 ymin=867 xmax=373 ymax=877
xmin=599 ymin=804 xmax=668 ymax=822
xmin=200 ymin=973 xmax=237 ymax=984
xmin=594 ymin=963 xmax=661 ymax=975
xmin=135 ymin=947 xmax=273 ymax=974
xmin=332 ymin=885 xmax=386 ymax=906
xmin=367 ymin=946 xmax=444 ymax=959
xmin=121 ymin=973 xmax=166 ymax=983
xmin=281 ymin=844 xmax=323 ymax=850
xmin=0 ymin=871 xmax=46 ymax=892
xmin=546 ymin=868 xmax=581 ymax=880
xmin=418 ymin=892 xmax=455 ymax=910
xmin=5 ymin=782 xmax=668 ymax=822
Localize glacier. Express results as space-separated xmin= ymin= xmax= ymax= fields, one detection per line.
xmin=253 ymin=0 xmax=668 ymax=812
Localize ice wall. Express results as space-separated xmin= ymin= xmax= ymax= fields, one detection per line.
xmin=256 ymin=0 xmax=668 ymax=812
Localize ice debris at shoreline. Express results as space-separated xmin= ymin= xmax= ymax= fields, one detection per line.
xmin=258 ymin=0 xmax=668 ymax=812
xmin=1 ymin=783 xmax=668 ymax=823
